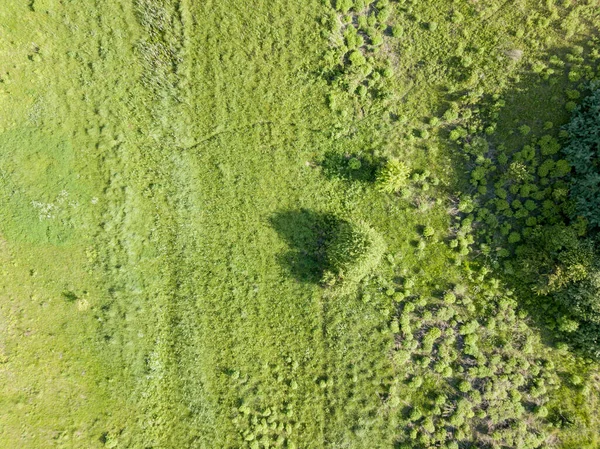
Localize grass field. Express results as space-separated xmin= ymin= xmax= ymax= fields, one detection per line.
xmin=1 ymin=0 xmax=599 ymax=448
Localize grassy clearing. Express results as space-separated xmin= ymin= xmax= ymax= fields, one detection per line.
xmin=0 ymin=0 xmax=599 ymax=448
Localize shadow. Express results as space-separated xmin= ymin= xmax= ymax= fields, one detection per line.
xmin=61 ymin=290 xmax=78 ymax=302
xmin=320 ymin=149 xmax=383 ymax=183
xmin=270 ymin=209 xmax=340 ymax=283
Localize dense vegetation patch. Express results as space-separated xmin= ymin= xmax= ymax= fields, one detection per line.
xmin=563 ymin=86 xmax=600 ymax=228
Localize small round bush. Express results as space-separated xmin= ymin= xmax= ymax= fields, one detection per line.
xmin=423 ymin=226 xmax=435 ymax=238
xmin=568 ymin=70 xmax=581 ymax=82
xmin=371 ymin=34 xmax=384 ymax=46
xmin=443 ymin=292 xmax=456 ymax=304
xmin=458 ymin=380 xmax=471 ymax=392
xmin=348 ymin=50 xmax=366 ymax=66
xmin=524 ymin=199 xmax=537 ymax=211
xmin=348 ymin=157 xmax=362 ymax=170
xmin=392 ymin=25 xmax=403 ymax=37
xmin=519 ymin=125 xmax=531 ymax=135
xmin=535 ymin=405 xmax=549 ymax=418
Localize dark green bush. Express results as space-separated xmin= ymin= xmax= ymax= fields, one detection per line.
xmin=555 ymin=268 xmax=600 ymax=325
xmin=516 ymin=224 xmax=594 ymax=295
xmin=562 ymin=86 xmax=600 ymax=228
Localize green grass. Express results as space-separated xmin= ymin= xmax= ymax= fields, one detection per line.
xmin=0 ymin=0 xmax=599 ymax=448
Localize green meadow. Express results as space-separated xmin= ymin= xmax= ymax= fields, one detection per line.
xmin=0 ymin=0 xmax=599 ymax=448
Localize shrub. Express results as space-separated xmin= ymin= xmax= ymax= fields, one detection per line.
xmin=568 ymin=70 xmax=581 ymax=82
xmin=495 ymin=199 xmax=510 ymax=211
xmin=423 ymin=226 xmax=435 ymax=238
xmin=354 ymin=0 xmax=366 ymax=10
xmin=371 ymin=34 xmax=384 ymax=46
xmin=348 ymin=50 xmax=366 ymax=67
xmin=538 ymin=159 xmax=555 ymax=177
xmin=511 ymin=199 xmax=523 ymax=210
xmin=377 ymin=7 xmax=391 ymax=23
xmin=508 ymin=232 xmax=521 ymax=243
xmin=335 ymin=0 xmax=353 ymax=13
xmin=471 ymin=167 xmax=487 ymax=182
xmin=552 ymin=159 xmax=571 ymax=177
xmin=444 ymin=292 xmax=456 ymax=304
xmin=391 ymin=25 xmax=403 ymax=37
xmin=538 ymin=135 xmax=561 ymax=155
xmin=325 ymin=220 xmax=386 ymax=285
xmin=344 ymin=27 xmax=359 ymax=49
xmin=519 ymin=125 xmax=531 ymax=135
xmin=423 ymin=417 xmax=435 ymax=433
xmin=357 ymin=15 xmax=368 ymax=29
xmin=409 ymin=407 xmax=422 ymax=422
xmin=376 ymin=159 xmax=411 ymax=193
xmin=444 ymin=107 xmax=459 ymax=121
xmin=348 ymin=157 xmax=362 ymax=170
xmin=508 ymin=161 xmax=530 ymax=181
xmin=535 ymin=405 xmax=549 ymax=418
xmin=557 ymin=315 xmax=579 ymax=332
xmin=458 ymin=380 xmax=471 ymax=392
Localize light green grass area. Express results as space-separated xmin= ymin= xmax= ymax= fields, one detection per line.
xmin=0 ymin=0 xmax=599 ymax=448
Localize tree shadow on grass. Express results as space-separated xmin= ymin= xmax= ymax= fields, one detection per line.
xmin=270 ymin=209 xmax=339 ymax=284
